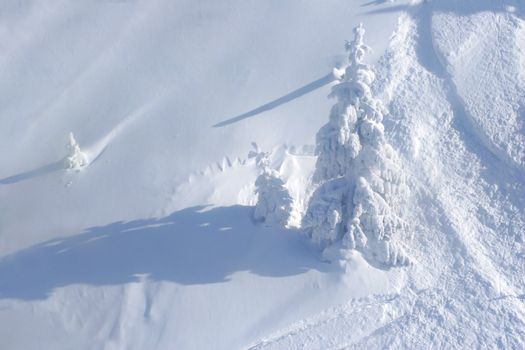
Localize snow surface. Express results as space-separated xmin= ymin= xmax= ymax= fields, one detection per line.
xmin=1 ymin=0 xmax=525 ymax=349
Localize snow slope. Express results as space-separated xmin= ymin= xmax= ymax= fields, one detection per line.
xmin=1 ymin=0 xmax=525 ymax=349
xmin=0 ymin=1 xmax=409 ymax=349
xmin=0 ymin=0 xmax=405 ymax=254
xmin=251 ymin=2 xmax=525 ymax=348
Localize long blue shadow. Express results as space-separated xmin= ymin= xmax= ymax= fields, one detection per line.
xmin=213 ymin=73 xmax=335 ymax=128
xmin=0 ymin=161 xmax=62 ymax=185
xmin=361 ymin=0 xmax=389 ymax=7
xmin=363 ymin=0 xmax=524 ymax=16
xmin=0 ymin=205 xmax=331 ymax=300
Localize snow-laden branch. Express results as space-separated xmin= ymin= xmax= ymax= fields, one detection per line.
xmin=303 ymin=24 xmax=409 ymax=268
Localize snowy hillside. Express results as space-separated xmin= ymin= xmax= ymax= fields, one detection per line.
xmin=1 ymin=0 xmax=524 ymax=349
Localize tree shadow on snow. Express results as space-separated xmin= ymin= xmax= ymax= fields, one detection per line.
xmin=0 ymin=161 xmax=62 ymax=185
xmin=363 ymin=0 xmax=525 ymax=17
xmin=0 ymin=205 xmax=332 ymax=301
xmin=361 ymin=0 xmax=390 ymax=7
xmin=213 ymin=73 xmax=334 ymax=127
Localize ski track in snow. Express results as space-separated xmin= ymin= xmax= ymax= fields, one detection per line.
xmin=248 ymin=293 xmax=413 ymax=350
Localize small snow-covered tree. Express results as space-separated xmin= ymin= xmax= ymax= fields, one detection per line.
xmin=251 ymin=143 xmax=293 ymax=227
xmin=64 ymin=132 xmax=88 ymax=170
xmin=254 ymin=168 xmax=293 ymax=226
xmin=303 ymin=24 xmax=409 ymax=268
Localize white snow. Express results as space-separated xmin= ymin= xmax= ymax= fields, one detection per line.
xmin=1 ymin=0 xmax=524 ymax=349
xmin=432 ymin=3 xmax=525 ymax=171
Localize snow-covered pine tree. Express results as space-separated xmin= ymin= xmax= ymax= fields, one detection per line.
xmin=251 ymin=143 xmax=293 ymax=227
xmin=64 ymin=132 xmax=88 ymax=170
xmin=303 ymin=24 xmax=409 ymax=268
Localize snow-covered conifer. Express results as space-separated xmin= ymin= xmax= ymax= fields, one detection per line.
xmin=64 ymin=132 xmax=88 ymax=170
xmin=303 ymin=24 xmax=409 ymax=268
xmin=251 ymin=144 xmax=293 ymax=227
xmin=253 ymin=168 xmax=293 ymax=227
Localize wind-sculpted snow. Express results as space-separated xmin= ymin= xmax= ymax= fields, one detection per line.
xmin=303 ymin=24 xmax=409 ymax=268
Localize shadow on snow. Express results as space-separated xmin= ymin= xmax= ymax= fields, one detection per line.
xmin=363 ymin=0 xmax=524 ymax=18
xmin=0 ymin=205 xmax=332 ymax=301
xmin=213 ymin=73 xmax=334 ymax=127
xmin=0 ymin=161 xmax=62 ymax=185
